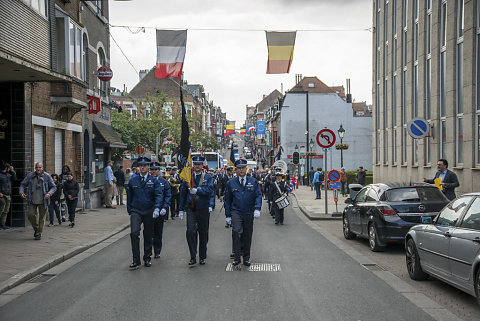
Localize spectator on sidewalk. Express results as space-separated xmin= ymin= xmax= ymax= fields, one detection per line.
xmin=104 ymin=160 xmax=116 ymax=209
xmin=125 ymin=168 xmax=133 ymax=185
xmin=115 ymin=165 xmax=125 ymax=205
xmin=423 ymin=159 xmax=459 ymax=201
xmin=356 ymin=166 xmax=366 ymax=186
xmin=312 ymin=167 xmax=324 ymax=200
xmin=19 ymin=162 xmax=56 ymax=240
xmin=63 ymin=172 xmax=79 ymax=228
xmin=340 ymin=168 xmax=348 ymax=197
xmin=308 ymin=167 xmax=315 ymax=190
xmin=59 ymin=165 xmax=71 ymax=222
xmin=48 ymin=174 xmax=63 ymax=226
xmin=0 ymin=163 xmax=16 ymax=229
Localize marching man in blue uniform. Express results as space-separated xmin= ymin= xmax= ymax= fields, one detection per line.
xmin=149 ymin=161 xmax=171 ymax=259
xmin=224 ymin=158 xmax=262 ymax=266
xmin=126 ymin=157 xmax=164 ymax=269
xmin=179 ymin=155 xmax=214 ymax=265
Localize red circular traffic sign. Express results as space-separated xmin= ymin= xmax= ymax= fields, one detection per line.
xmin=328 ymin=169 xmax=341 ymax=182
xmin=316 ymin=129 xmax=336 ymax=148
xmin=135 ymin=145 xmax=145 ymax=155
xmin=97 ymin=66 xmax=113 ymax=82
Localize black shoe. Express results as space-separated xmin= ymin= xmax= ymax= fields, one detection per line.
xmin=34 ymin=235 xmax=41 ymax=240
xmin=280 ymin=222 xmax=284 ymax=225
xmin=275 ymin=222 xmax=279 ymax=225
xmin=243 ymin=260 xmax=251 ymax=267
xmin=144 ymin=261 xmax=152 ymax=267
xmin=188 ymin=258 xmax=196 ymax=265
xmin=154 ymin=254 xmax=160 ymax=259
xmin=3 ymin=225 xmax=10 ymax=229
xmin=199 ymin=259 xmax=205 ymax=265
xmin=225 ymin=223 xmax=230 ymax=228
xmin=129 ymin=262 xmax=140 ymax=269
xmin=230 ymin=253 xmax=235 ymax=259
xmin=171 ymin=217 xmax=175 ymax=220
xmin=232 ymin=260 xmax=241 ymax=266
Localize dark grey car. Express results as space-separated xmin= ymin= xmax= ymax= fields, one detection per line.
xmin=405 ymin=193 xmax=480 ymax=305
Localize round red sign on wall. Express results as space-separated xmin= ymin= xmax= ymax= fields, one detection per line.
xmin=97 ymin=66 xmax=113 ymax=82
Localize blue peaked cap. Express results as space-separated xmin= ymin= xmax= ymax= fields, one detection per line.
xmin=137 ymin=156 xmax=151 ymax=165
xmin=192 ymin=155 xmax=205 ymax=164
xmin=235 ymin=158 xmax=247 ymax=167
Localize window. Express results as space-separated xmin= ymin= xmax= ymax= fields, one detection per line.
xmin=97 ymin=48 xmax=107 ymax=97
xmin=441 ymin=120 xmax=447 ymax=159
xmin=34 ymin=126 xmax=44 ymax=166
xmin=355 ymin=188 xmax=368 ymax=203
xmin=477 ymin=2 xmax=480 ymax=164
xmin=456 ymin=0 xmax=464 ymax=165
xmin=366 ymin=189 xmax=379 ymax=202
xmin=22 ymin=0 xmax=47 ymax=17
xmin=439 ymin=2 xmax=447 ymax=159
xmin=460 ymin=198 xmax=480 ymax=230
xmin=55 ymin=14 xmax=84 ymax=80
xmin=436 ymin=197 xmax=473 ymax=226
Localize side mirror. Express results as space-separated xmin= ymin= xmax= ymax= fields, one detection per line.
xmin=345 ymin=198 xmax=353 ymax=204
xmin=421 ymin=216 xmax=433 ymax=224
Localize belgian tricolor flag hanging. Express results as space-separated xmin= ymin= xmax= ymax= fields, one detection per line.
xmin=265 ymin=31 xmax=296 ymax=74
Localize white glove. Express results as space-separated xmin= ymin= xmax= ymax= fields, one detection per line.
xmin=190 ymin=188 xmax=197 ymax=195
xmin=226 ymin=217 xmax=232 ymax=225
xmin=209 ymin=207 xmax=213 ymax=213
xmin=254 ymin=210 xmax=261 ymax=219
xmin=153 ymin=208 xmax=160 ymax=218
xmin=179 ymin=211 xmax=184 ymax=220
xmin=160 ymin=208 xmax=166 ymax=216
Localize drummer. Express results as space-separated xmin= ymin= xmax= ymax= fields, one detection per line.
xmin=270 ymin=171 xmax=288 ymax=225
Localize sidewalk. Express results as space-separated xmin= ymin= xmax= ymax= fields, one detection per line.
xmin=292 ymin=185 xmax=347 ymax=220
xmin=0 ymin=206 xmax=130 ymax=294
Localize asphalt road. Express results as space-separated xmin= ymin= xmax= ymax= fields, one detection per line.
xmin=1 ymin=200 xmax=438 ymax=321
xmin=317 ymin=220 xmax=480 ymax=321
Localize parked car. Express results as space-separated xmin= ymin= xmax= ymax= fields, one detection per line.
xmin=405 ymin=193 xmax=480 ymax=305
xmin=342 ymin=183 xmax=449 ymax=251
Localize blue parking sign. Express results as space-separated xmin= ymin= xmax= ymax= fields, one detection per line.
xmin=407 ymin=118 xmax=429 ymax=139
xmin=328 ymin=182 xmax=341 ymax=189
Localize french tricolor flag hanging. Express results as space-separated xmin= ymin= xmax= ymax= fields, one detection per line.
xmin=155 ymin=30 xmax=187 ymax=79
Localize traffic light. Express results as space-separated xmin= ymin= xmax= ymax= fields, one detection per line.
xmin=292 ymin=152 xmax=299 ymax=164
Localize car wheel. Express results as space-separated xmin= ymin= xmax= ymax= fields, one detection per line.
xmin=368 ymin=223 xmax=385 ymax=252
xmin=406 ymin=238 xmax=428 ymax=280
xmin=343 ymin=215 xmax=356 ymax=240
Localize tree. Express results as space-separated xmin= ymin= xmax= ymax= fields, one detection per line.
xmin=111 ymin=91 xmax=204 ymax=158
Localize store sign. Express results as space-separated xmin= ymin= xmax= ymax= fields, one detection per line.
xmin=97 ymin=66 xmax=113 ymax=82
xmin=88 ymin=96 xmax=101 ymax=114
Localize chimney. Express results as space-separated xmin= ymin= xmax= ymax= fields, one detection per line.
xmin=139 ymin=69 xmax=148 ymax=81
xmin=346 ymin=78 xmax=352 ymax=103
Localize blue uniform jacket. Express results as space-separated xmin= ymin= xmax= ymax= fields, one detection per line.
xmin=179 ymin=173 xmax=214 ymax=211
xmin=126 ymin=173 xmax=163 ymax=214
xmin=224 ymin=176 xmax=262 ymax=217
xmin=156 ymin=176 xmax=171 ymax=210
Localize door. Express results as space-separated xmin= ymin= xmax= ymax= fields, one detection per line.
xmin=349 ymin=188 xmax=368 ymax=234
xmin=54 ymin=129 xmax=64 ymax=175
xmin=34 ymin=126 xmax=44 ymax=165
xmin=359 ymin=188 xmax=379 ymax=236
xmin=418 ymin=197 xmax=472 ymax=276
xmin=449 ymin=197 xmax=480 ymax=283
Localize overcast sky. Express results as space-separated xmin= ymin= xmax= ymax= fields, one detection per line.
xmin=109 ymin=0 xmax=372 ymax=125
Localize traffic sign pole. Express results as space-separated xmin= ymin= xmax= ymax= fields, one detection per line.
xmin=324 ymin=148 xmax=328 ymax=215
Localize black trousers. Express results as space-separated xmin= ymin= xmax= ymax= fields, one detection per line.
xmin=186 ymin=207 xmax=210 ymax=260
xmin=170 ymin=194 xmax=179 ymax=218
xmin=130 ymin=210 xmax=153 ymax=263
xmin=66 ymin=199 xmax=78 ymax=222
xmin=273 ymin=205 xmax=284 ymax=224
xmin=231 ymin=212 xmax=254 ymax=262
xmin=153 ymin=216 xmax=165 ymax=256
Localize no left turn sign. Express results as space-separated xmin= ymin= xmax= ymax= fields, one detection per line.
xmin=316 ymin=129 xmax=336 ymax=149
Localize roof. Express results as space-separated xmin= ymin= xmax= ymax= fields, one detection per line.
xmin=256 ymin=89 xmax=282 ymax=113
xmin=288 ymin=77 xmax=337 ymax=94
xmin=128 ymin=67 xmax=185 ymax=99
xmin=92 ymin=121 xmax=127 ymax=149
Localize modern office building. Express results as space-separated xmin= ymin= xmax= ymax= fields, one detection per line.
xmin=373 ymin=0 xmax=480 ymax=193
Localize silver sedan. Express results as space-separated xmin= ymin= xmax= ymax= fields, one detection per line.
xmin=405 ymin=193 xmax=480 ymax=306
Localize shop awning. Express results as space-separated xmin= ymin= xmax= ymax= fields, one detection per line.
xmin=93 ymin=121 xmax=127 ymax=149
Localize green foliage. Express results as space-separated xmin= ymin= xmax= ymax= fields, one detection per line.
xmin=111 ymin=92 xmax=206 ymax=156
xmin=190 ymin=131 xmax=220 ymax=151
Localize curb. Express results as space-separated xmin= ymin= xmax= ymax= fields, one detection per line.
xmin=291 ymin=193 xmax=342 ymax=221
xmin=0 ymin=223 xmax=130 ymax=295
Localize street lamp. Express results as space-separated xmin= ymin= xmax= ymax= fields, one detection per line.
xmin=338 ymin=124 xmax=346 ymax=168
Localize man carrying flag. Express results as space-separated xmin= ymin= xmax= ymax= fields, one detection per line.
xmin=275 ymin=145 xmax=284 ymax=161
xmin=177 ymin=88 xmax=214 ymax=266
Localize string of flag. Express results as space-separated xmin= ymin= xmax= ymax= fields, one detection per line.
xmin=109 ymin=24 xmax=371 ymax=78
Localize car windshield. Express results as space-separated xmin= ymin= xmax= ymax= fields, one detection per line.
xmin=385 ymin=187 xmax=447 ymax=202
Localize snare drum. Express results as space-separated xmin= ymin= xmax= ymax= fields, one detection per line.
xmin=275 ymin=195 xmax=290 ymax=209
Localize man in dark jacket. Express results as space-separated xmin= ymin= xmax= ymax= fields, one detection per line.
xmin=424 ymin=159 xmax=460 ymax=200
xmin=63 ymin=172 xmax=79 ymax=227
xmin=0 ymin=163 xmax=16 ymax=229
xmin=114 ymin=166 xmax=125 ymax=205
xmin=356 ymin=166 xmax=366 ymax=186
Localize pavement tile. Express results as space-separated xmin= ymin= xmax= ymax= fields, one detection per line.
xmin=0 ymin=207 xmax=129 ymax=294
xmin=292 ymin=186 xmax=346 ymax=220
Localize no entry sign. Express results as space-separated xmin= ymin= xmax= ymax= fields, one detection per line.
xmin=316 ymin=129 xmax=336 ymax=149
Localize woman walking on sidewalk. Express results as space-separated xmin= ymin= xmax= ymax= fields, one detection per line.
xmin=48 ymin=174 xmax=63 ymax=226
xmin=63 ymin=172 xmax=79 ymax=227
